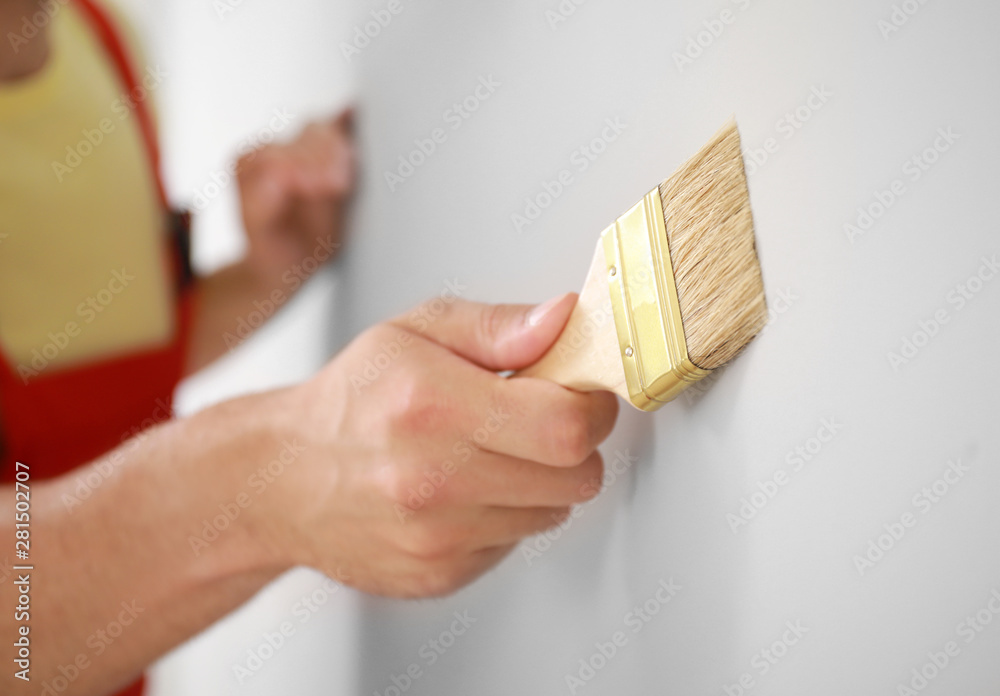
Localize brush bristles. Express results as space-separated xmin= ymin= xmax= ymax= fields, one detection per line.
xmin=658 ymin=119 xmax=767 ymax=371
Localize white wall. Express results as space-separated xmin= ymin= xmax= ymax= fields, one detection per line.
xmin=126 ymin=0 xmax=1000 ymax=693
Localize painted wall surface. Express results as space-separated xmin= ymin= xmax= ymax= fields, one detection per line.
xmin=147 ymin=0 xmax=1000 ymax=694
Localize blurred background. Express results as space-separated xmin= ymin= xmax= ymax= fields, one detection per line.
xmin=104 ymin=0 xmax=1000 ymax=693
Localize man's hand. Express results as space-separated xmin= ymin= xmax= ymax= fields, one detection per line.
xmin=0 ymin=294 xmax=618 ymax=692
xmin=250 ymin=293 xmax=619 ymax=597
xmin=187 ymin=109 xmax=355 ymax=372
xmin=237 ymin=108 xmax=355 ymax=285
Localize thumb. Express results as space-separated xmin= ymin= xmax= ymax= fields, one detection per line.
xmin=392 ymin=293 xmax=577 ymax=371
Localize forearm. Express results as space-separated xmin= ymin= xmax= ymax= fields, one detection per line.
xmin=186 ymin=260 xmax=305 ymax=374
xmin=0 ymin=390 xmax=295 ymax=695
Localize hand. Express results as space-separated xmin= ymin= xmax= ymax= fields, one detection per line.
xmin=251 ymin=293 xmax=619 ymax=597
xmin=237 ymin=108 xmax=355 ymax=286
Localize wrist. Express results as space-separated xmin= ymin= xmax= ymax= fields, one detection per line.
xmin=177 ymin=388 xmax=303 ymax=578
xmin=238 ymin=256 xmax=287 ymax=301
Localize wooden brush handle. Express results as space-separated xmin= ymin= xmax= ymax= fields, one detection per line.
xmin=515 ymin=242 xmax=629 ymax=398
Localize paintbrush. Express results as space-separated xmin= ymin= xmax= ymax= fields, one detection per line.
xmin=518 ymin=119 xmax=767 ymax=411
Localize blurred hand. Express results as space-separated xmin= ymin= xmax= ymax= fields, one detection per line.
xmin=252 ymin=293 xmax=619 ymax=597
xmin=237 ymin=108 xmax=355 ymax=286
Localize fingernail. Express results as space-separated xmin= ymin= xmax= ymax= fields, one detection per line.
xmin=527 ymin=293 xmax=569 ymax=327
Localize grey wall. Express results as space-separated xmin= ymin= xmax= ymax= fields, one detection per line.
xmin=148 ymin=0 xmax=1000 ymax=694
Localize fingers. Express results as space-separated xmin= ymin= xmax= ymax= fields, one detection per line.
xmin=390 ymin=294 xmax=577 ymax=371
xmin=384 ymin=544 xmax=515 ymax=599
xmin=239 ymin=114 xmax=355 ymax=208
xmin=373 ymin=329 xmax=618 ymax=467
xmin=406 ymin=450 xmax=604 ymax=510
xmin=287 ymin=120 xmax=354 ymax=195
xmin=355 ymin=320 xmax=618 ymax=467
xmin=331 ymin=106 xmax=354 ymax=136
xmin=265 ymin=124 xmax=350 ymax=201
xmin=441 ymin=450 xmax=604 ymax=508
xmin=394 ymin=506 xmax=571 ymax=560
xmin=237 ymin=113 xmax=355 ymax=275
xmin=238 ymin=148 xmax=295 ymax=219
xmin=486 ymin=377 xmax=619 ymax=466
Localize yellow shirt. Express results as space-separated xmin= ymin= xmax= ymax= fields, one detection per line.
xmin=0 ymin=1 xmax=172 ymax=375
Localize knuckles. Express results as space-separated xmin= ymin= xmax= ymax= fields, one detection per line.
xmin=373 ymin=463 xmax=421 ymax=510
xmin=323 ymin=305 xmax=624 ymax=599
xmin=350 ymin=326 xmax=455 ymax=437
xmin=528 ymin=389 xmax=618 ymax=468
xmin=373 ymin=457 xmax=454 ymax=512
xmin=388 ymin=372 xmax=446 ymax=435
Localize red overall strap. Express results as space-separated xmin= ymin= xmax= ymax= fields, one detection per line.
xmin=0 ymin=4 xmax=193 ymax=696
xmin=72 ymin=0 xmax=195 ymax=289
xmin=72 ymin=0 xmax=168 ymax=209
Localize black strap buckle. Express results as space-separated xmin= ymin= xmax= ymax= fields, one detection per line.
xmin=167 ymin=209 xmax=195 ymax=290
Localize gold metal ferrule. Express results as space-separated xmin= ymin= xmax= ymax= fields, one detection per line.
xmin=601 ymin=188 xmax=710 ymax=411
